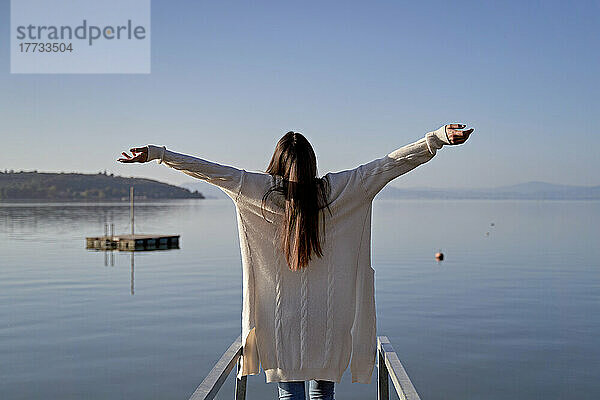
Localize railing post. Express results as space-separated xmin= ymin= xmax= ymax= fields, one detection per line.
xmin=378 ymin=337 xmax=389 ymax=400
xmin=235 ymin=360 xmax=247 ymax=400
xmin=187 ymin=334 xmax=419 ymax=400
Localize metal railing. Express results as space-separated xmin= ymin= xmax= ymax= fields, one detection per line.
xmin=188 ymin=335 xmax=247 ymax=400
xmin=187 ymin=335 xmax=421 ymax=400
xmin=377 ymin=336 xmax=421 ymax=400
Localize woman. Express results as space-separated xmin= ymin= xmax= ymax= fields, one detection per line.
xmin=118 ymin=123 xmax=473 ymax=400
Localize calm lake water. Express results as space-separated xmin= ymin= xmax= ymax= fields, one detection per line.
xmin=1 ymin=199 xmax=599 ymax=400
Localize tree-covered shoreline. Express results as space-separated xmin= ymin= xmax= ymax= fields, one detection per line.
xmin=0 ymin=171 xmax=204 ymax=201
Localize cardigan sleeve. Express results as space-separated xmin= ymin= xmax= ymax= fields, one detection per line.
xmin=147 ymin=145 xmax=244 ymax=201
xmin=355 ymin=126 xmax=451 ymax=199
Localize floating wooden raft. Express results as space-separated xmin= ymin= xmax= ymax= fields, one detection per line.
xmin=86 ymin=234 xmax=180 ymax=251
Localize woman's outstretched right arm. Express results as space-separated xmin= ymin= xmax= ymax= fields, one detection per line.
xmin=355 ymin=124 xmax=473 ymax=199
xmin=118 ymin=145 xmax=244 ymax=201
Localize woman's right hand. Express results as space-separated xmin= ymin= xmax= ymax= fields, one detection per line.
xmin=117 ymin=146 xmax=149 ymax=163
xmin=445 ymin=123 xmax=474 ymax=145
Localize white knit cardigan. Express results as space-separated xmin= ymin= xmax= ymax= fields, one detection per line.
xmin=147 ymin=126 xmax=451 ymax=384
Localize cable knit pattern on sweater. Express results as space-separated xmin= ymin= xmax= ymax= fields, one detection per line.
xmin=299 ymin=267 xmax=308 ymax=369
xmin=146 ymin=126 xmax=449 ymax=384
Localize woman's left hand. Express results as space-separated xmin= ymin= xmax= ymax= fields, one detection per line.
xmin=117 ymin=147 xmax=148 ymax=163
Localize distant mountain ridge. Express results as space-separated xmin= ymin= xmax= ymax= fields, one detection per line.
xmin=378 ymin=181 xmax=600 ymax=200
xmin=183 ymin=180 xmax=600 ymax=200
xmin=0 ymin=171 xmax=204 ymax=201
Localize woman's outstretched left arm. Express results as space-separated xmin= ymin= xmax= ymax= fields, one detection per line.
xmin=117 ymin=145 xmax=244 ymax=201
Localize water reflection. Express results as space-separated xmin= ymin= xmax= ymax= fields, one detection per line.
xmin=1 ymin=200 xmax=599 ymax=400
xmin=104 ymin=249 xmax=115 ymax=267
xmin=92 ymin=249 xmax=186 ymax=295
xmin=131 ymin=252 xmax=134 ymax=296
xmin=93 ymin=250 xmax=134 ymax=295
xmin=0 ymin=201 xmax=192 ymax=238
xmin=0 ymin=200 xmax=200 ymax=297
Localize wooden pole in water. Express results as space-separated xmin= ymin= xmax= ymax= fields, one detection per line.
xmin=130 ymin=186 xmax=134 ymax=236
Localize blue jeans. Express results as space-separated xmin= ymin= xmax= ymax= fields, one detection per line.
xmin=277 ymin=380 xmax=335 ymax=400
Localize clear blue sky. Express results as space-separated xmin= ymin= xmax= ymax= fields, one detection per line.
xmin=1 ymin=0 xmax=598 ymax=188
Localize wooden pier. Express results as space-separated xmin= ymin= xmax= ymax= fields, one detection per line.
xmin=86 ymin=234 xmax=180 ymax=251
xmin=86 ymin=187 xmax=181 ymax=252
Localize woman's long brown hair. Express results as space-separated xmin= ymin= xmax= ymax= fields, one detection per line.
xmin=262 ymin=131 xmax=331 ymax=271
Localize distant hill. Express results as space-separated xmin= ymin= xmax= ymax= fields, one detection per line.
xmin=0 ymin=171 xmax=204 ymax=201
xmin=181 ymin=179 xmax=600 ymax=200
xmin=181 ymin=181 xmax=228 ymax=199
xmin=377 ymin=181 xmax=600 ymax=200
